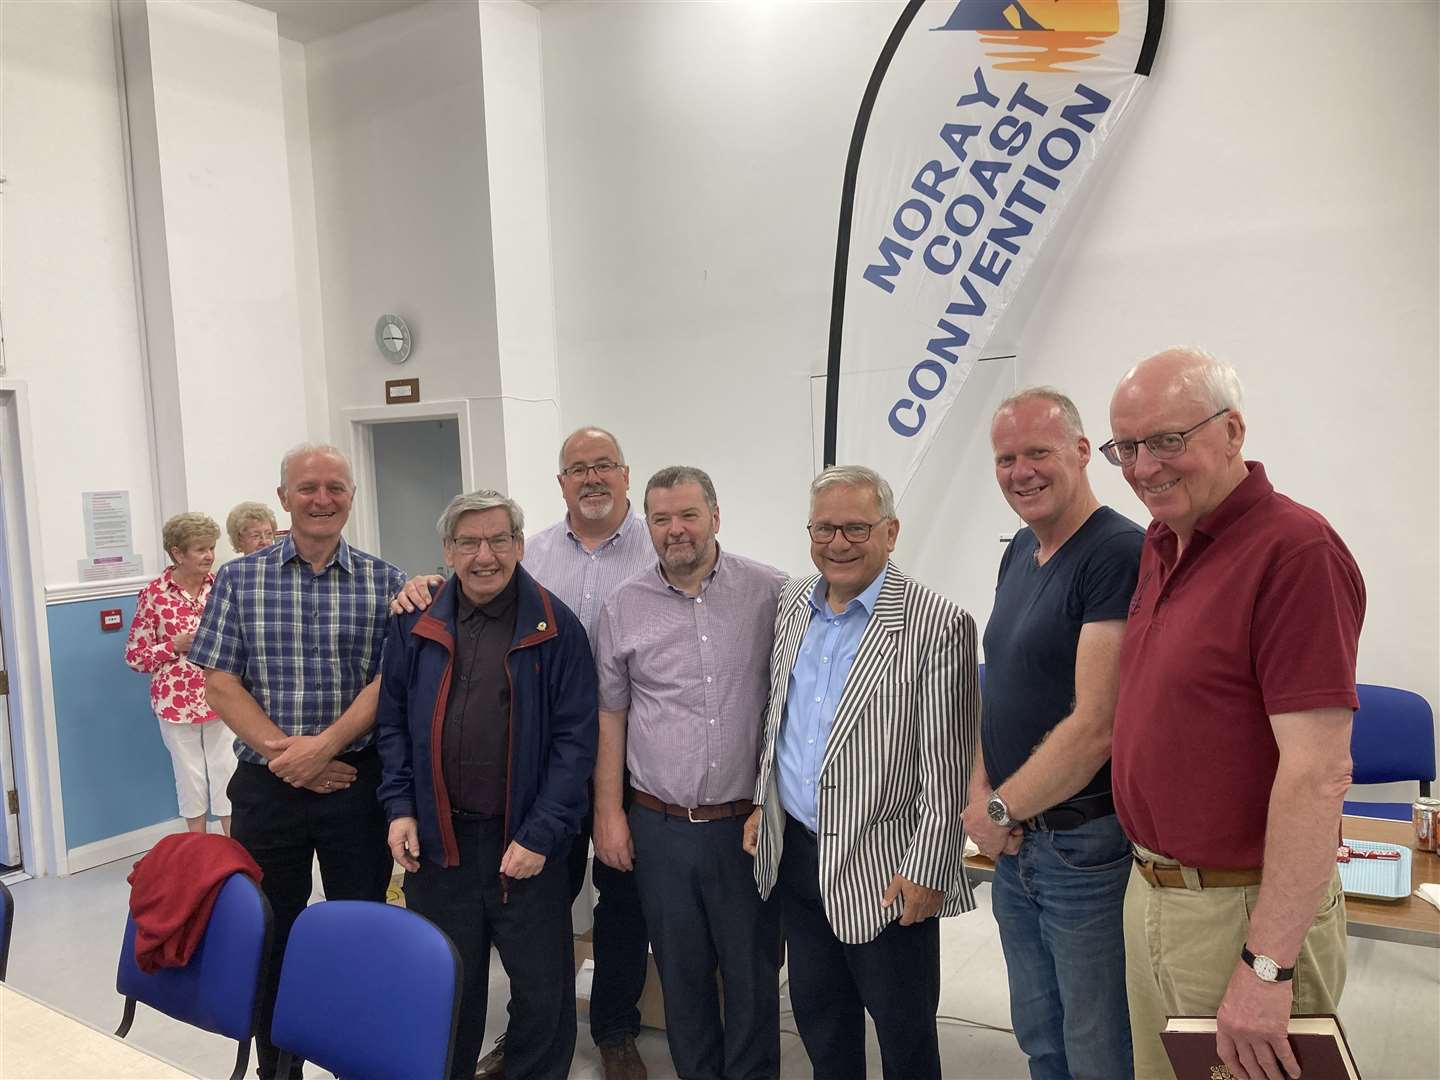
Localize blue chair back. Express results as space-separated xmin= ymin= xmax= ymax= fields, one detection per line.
xmin=1349 ymin=684 xmax=1436 ymax=788
xmin=271 ymin=900 xmax=461 ymax=1080
xmin=115 ymin=872 xmax=271 ymax=1080
xmin=0 ymin=879 xmax=13 ymax=981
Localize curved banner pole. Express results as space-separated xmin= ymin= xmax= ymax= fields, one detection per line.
xmin=824 ymin=0 xmax=1165 ymax=491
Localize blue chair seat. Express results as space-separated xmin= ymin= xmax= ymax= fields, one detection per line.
xmin=1341 ymin=800 xmax=1415 ymax=822
xmin=271 ymin=900 xmax=461 ymax=1080
xmin=115 ymin=872 xmax=272 ymax=1080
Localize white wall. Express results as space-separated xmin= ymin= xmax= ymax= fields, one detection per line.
xmin=0 ymin=0 xmax=160 ymax=580
xmin=540 ymin=3 xmax=1440 ymax=734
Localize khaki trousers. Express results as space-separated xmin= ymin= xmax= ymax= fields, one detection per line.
xmin=1123 ymin=847 xmax=1348 ymax=1080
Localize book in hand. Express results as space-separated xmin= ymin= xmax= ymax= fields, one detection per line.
xmin=1161 ymin=1014 xmax=1361 ymax=1080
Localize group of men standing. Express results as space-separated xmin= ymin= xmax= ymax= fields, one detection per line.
xmin=189 ymin=344 xmax=1364 ymax=1080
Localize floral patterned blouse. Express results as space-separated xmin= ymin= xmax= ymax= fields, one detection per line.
xmin=124 ymin=567 xmax=221 ymax=725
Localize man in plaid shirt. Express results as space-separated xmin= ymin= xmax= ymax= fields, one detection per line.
xmin=192 ymin=443 xmax=407 ymax=1080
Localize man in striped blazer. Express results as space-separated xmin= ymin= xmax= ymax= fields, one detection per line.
xmin=743 ymin=465 xmax=980 ymax=1080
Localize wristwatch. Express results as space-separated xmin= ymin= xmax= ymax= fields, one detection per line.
xmin=986 ymin=792 xmax=1013 ymax=828
xmin=1241 ymin=946 xmax=1294 ymax=983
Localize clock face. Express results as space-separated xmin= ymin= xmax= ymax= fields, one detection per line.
xmin=375 ymin=314 xmax=412 ymax=364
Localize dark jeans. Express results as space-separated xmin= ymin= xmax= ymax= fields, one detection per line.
xmin=228 ymin=748 xmax=392 ymax=1079
xmin=992 ymin=815 xmax=1133 ymax=1080
xmin=776 ymin=814 xmax=941 ymax=1080
xmin=629 ymin=804 xmax=781 ymax=1080
xmin=406 ymin=816 xmax=576 ymax=1080
xmin=566 ymin=791 xmax=650 ymax=1046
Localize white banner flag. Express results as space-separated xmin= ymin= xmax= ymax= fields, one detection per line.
xmin=825 ymin=0 xmax=1164 ymax=497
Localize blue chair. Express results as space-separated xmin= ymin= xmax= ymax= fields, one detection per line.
xmin=271 ymin=900 xmax=461 ymax=1080
xmin=115 ymin=872 xmax=272 ymax=1080
xmin=0 ymin=878 xmax=13 ymax=981
xmin=1343 ymin=683 xmax=1436 ymax=821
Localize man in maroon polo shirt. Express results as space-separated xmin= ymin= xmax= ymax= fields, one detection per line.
xmin=1103 ymin=348 xmax=1365 ymax=1080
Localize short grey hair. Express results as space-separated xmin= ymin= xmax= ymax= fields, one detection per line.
xmin=810 ymin=465 xmax=897 ymax=519
xmin=558 ymin=426 xmax=626 ymax=470
xmin=994 ymin=386 xmax=1085 ymax=438
xmin=279 ymin=443 xmax=354 ymax=492
xmin=225 ymin=501 xmax=278 ymax=552
xmin=644 ymin=465 xmax=718 ymax=512
xmin=1170 ymin=346 xmax=1244 ymax=412
xmin=435 ymin=490 xmax=525 ymax=542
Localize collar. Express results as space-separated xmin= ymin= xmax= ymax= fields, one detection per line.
xmin=161 ymin=566 xmax=214 ymax=594
xmin=563 ymin=504 xmax=639 ymax=549
xmin=810 ymin=562 xmax=887 ymax=618
xmin=1147 ymin=461 xmax=1272 ymax=549
xmin=456 ymin=571 xmax=520 ymax=623
xmin=279 ymin=534 xmax=353 ymax=573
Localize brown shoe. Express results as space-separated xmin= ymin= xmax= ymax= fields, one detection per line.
xmin=598 ymin=1033 xmax=647 ymax=1080
xmin=474 ymin=1035 xmax=506 ymax=1079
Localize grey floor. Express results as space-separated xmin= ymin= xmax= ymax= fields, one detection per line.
xmin=4 ymin=856 xmax=1438 ymax=1079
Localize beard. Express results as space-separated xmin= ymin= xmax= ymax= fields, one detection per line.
xmin=661 ymin=537 xmax=713 ymax=575
xmin=575 ymin=486 xmax=614 ymax=521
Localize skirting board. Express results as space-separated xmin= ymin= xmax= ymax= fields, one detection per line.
xmin=67 ymin=818 xmax=184 ymax=874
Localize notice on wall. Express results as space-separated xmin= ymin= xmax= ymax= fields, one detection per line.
xmin=79 ymin=490 xmax=143 ymax=581
xmin=82 ymin=490 xmax=134 ymax=556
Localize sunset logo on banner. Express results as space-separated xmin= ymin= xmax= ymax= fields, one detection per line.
xmin=824 ymin=0 xmax=1164 ymax=498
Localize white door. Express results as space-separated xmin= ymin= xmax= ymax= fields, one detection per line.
xmin=370 ymin=419 xmax=465 ymax=576
xmin=0 ymin=614 xmax=21 ymax=867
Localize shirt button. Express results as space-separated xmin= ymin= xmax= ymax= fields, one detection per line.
xmin=805 ymin=779 xmax=812 ymax=786
xmin=585 ymin=593 xmax=592 ymax=600
xmin=591 ymin=555 xmax=597 ymax=561
xmin=815 ymin=697 xmax=821 ymax=703
xmin=710 ymin=761 xmax=717 ymax=768
xmin=808 ymin=738 xmax=814 ymax=744
xmin=705 ymin=676 xmax=713 ymax=684
xmin=822 ymin=656 xmax=829 ymax=664
xmin=701 ymin=635 xmax=708 ymax=642
xmin=709 ymin=718 xmax=716 ymax=725
xmin=696 ymin=597 xmax=703 ymax=604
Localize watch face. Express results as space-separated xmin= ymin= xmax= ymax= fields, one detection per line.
xmin=1253 ymin=954 xmax=1279 ymax=981
xmin=986 ymin=796 xmax=1007 ymax=824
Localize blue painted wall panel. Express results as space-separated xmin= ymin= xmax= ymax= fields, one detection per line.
xmin=47 ymin=596 xmax=179 ymax=848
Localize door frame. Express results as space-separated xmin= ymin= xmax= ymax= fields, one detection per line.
xmin=0 ymin=381 xmax=70 ymax=876
xmin=342 ymin=400 xmax=475 ymax=556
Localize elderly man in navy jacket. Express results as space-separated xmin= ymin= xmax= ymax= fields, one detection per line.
xmin=377 ymin=490 xmax=598 ymax=1080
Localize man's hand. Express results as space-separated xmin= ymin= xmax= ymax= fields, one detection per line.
xmin=594 ymin=807 xmax=635 ymax=871
xmin=172 ymin=632 xmax=195 ymax=655
xmin=962 ymin=793 xmax=1023 ymax=859
xmin=389 ymin=817 xmax=421 ymax=872
xmin=301 ymin=760 xmax=358 ymax=795
xmin=880 ymin=873 xmax=944 ymax=925
xmin=499 ymin=841 xmax=545 ymax=879
xmin=264 ymin=734 xmax=337 ymax=788
xmin=390 ymin=575 xmax=445 ymax=616
xmin=1215 ymin=960 xmax=1300 ymax=1080
xmin=742 ymin=807 xmax=762 ymax=856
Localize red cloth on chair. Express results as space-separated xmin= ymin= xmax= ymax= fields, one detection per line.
xmin=127 ymin=833 xmax=262 ymax=974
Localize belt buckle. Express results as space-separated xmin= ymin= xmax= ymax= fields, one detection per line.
xmin=687 ymin=806 xmax=707 ymax=823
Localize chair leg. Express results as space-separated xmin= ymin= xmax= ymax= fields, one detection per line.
xmin=115 ymin=997 xmax=137 ymax=1038
xmin=274 ymin=1049 xmax=293 ymax=1078
xmin=229 ymin=1038 xmax=250 ymax=1080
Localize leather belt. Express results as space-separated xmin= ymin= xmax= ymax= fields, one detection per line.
xmin=1133 ymin=856 xmax=1263 ymax=889
xmin=630 ymin=787 xmax=754 ymax=823
xmin=1025 ymin=792 xmax=1115 ymax=832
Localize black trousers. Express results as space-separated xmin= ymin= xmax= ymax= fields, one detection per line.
xmin=776 ymin=814 xmax=941 ymax=1080
xmin=405 ymin=816 xmax=577 ymax=1080
xmin=629 ymin=804 xmax=781 ymax=1080
xmin=566 ymin=786 xmax=650 ymax=1046
xmin=228 ymin=749 xmax=392 ymax=1079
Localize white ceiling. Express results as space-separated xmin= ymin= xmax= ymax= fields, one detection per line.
xmin=244 ymin=0 xmax=428 ymax=44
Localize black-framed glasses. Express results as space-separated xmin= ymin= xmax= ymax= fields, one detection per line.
xmin=1099 ymin=409 xmax=1229 ymax=467
xmin=448 ymin=532 xmax=515 ymax=555
xmin=561 ymin=460 xmax=622 ymax=481
xmin=807 ymin=520 xmax=886 ymax=543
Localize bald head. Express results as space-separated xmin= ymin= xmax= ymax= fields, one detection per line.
xmin=1111 ymin=347 xmax=1243 ymax=418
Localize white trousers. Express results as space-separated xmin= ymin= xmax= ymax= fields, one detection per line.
xmin=157 ymin=717 xmax=237 ymax=818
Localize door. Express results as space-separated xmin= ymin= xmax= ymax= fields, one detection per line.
xmin=370 ymin=419 xmax=465 ymax=576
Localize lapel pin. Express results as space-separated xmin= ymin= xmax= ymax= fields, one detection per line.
xmin=537 ymin=621 xmax=547 ymax=631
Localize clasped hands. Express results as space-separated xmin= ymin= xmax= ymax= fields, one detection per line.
xmin=264 ymin=733 xmax=356 ymax=795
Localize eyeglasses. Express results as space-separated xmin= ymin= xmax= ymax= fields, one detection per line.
xmin=807 ymin=520 xmax=886 ymax=543
xmin=561 ymin=461 xmax=622 ymax=481
xmin=448 ymin=532 xmax=515 ymax=555
xmin=1099 ymin=409 xmax=1229 ymax=467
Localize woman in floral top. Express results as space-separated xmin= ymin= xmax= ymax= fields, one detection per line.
xmin=125 ymin=512 xmax=237 ymax=834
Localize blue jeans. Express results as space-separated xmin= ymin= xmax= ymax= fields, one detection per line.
xmin=991 ymin=814 xmax=1134 ymax=1080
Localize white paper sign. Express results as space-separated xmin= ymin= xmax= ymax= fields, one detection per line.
xmin=82 ymin=490 xmax=134 ymax=557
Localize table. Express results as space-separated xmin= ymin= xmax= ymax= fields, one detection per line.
xmin=0 ymin=984 xmax=194 ymax=1078
xmin=962 ymin=814 xmax=1440 ymax=949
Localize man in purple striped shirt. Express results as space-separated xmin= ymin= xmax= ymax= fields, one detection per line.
xmin=594 ymin=465 xmax=786 ymax=1080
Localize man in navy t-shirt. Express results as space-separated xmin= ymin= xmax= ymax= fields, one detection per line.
xmin=961 ymin=388 xmax=1143 ymax=1080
